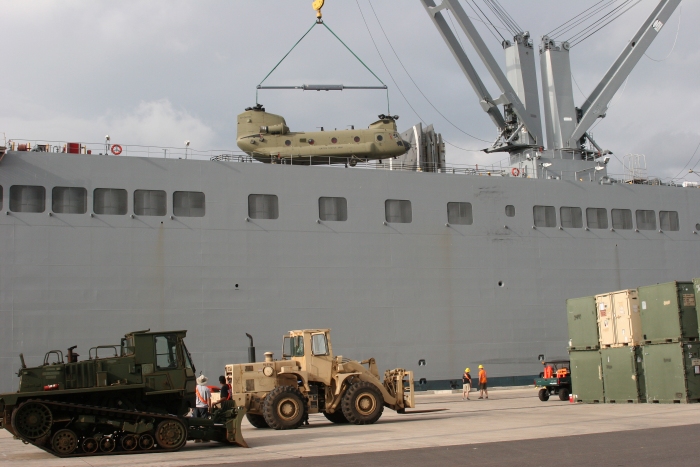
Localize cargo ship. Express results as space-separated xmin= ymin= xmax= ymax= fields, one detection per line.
xmin=0 ymin=0 xmax=695 ymax=391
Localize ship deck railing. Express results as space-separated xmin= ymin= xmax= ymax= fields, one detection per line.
xmin=3 ymin=138 xmax=693 ymax=187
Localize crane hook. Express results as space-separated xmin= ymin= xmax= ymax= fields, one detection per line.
xmin=313 ymin=0 xmax=324 ymax=22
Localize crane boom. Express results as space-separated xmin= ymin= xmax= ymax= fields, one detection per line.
xmin=570 ymin=0 xmax=681 ymax=143
xmin=421 ymin=0 xmax=542 ymax=146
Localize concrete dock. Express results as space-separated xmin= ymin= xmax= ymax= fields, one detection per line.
xmin=2 ymin=387 xmax=699 ymax=466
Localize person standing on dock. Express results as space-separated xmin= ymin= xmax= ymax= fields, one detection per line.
xmin=195 ymin=375 xmax=211 ymax=417
xmin=478 ymin=365 xmax=488 ymax=399
xmin=462 ymin=368 xmax=472 ymax=400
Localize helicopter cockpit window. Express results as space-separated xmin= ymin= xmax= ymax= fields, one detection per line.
xmin=354 ymin=136 xmax=360 ymax=143
xmin=331 ymin=137 xmax=338 ymax=144
xmin=285 ymin=140 xmax=292 ymax=146
xmin=283 ymin=336 xmax=305 ymax=357
xmin=311 ymin=334 xmax=329 ymax=356
xmin=155 ymin=335 xmax=180 ymax=370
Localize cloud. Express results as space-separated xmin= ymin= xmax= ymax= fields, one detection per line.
xmin=1 ymin=100 xmax=216 ymax=150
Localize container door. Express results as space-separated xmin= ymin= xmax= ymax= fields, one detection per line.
xmin=638 ymin=282 xmax=683 ymax=342
xmin=612 ymin=291 xmax=633 ymax=345
xmin=694 ymin=278 xmax=700 ymax=337
xmin=643 ymin=343 xmax=686 ymax=403
xmin=567 ymin=296 xmax=599 ymax=349
xmin=601 ymin=347 xmax=640 ymax=402
xmin=678 ymin=283 xmax=699 ymax=340
xmin=570 ymin=350 xmax=604 ymax=402
xmin=683 ymin=342 xmax=700 ymax=402
xmin=596 ymin=294 xmax=616 ymax=346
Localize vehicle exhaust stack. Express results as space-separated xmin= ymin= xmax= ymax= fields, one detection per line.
xmin=245 ymin=333 xmax=256 ymax=363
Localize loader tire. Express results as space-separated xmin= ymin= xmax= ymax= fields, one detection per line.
xmin=246 ymin=413 xmax=270 ymax=429
xmin=341 ymin=381 xmax=384 ymax=425
xmin=323 ymin=410 xmax=349 ymax=424
xmin=262 ymin=386 xmax=306 ymax=430
xmin=538 ymin=388 xmax=550 ymax=401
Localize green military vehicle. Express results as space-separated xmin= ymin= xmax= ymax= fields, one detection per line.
xmin=0 ymin=330 xmax=247 ymax=457
xmin=534 ymin=360 xmax=572 ymax=401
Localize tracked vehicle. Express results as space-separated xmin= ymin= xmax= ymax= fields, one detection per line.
xmin=0 ymin=330 xmax=247 ymax=457
xmin=228 ymin=329 xmax=416 ymax=430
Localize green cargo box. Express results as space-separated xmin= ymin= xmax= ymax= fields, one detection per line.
xmin=567 ymin=296 xmax=599 ymax=350
xmin=638 ymin=282 xmax=698 ymax=343
xmin=570 ymin=350 xmax=604 ymax=403
xmin=642 ymin=342 xmax=700 ymax=403
xmin=694 ymin=278 xmax=700 ymax=335
xmin=601 ymin=347 xmax=645 ymax=403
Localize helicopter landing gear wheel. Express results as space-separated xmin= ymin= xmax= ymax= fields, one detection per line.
xmin=51 ymin=429 xmax=78 ymax=455
xmin=12 ymin=402 xmax=53 ymax=439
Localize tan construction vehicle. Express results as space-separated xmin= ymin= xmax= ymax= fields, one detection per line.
xmin=226 ymin=329 xmax=415 ymax=430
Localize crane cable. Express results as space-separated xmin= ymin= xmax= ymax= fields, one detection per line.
xmin=569 ymin=1 xmax=643 ymax=47
xmin=547 ymin=0 xmax=616 ymax=39
xmin=645 ymin=3 xmax=682 ymax=62
xmin=255 ymin=19 xmax=390 ymax=113
xmin=354 ymin=0 xmax=481 ymax=152
xmin=360 ymin=0 xmax=491 ymax=147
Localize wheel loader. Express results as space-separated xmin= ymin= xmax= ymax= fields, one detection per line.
xmin=226 ymin=329 xmax=415 ymax=430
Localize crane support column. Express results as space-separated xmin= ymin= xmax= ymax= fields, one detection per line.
xmin=540 ymin=37 xmax=577 ymax=150
xmin=504 ymin=33 xmax=541 ymax=147
xmin=570 ymin=0 xmax=682 ymax=143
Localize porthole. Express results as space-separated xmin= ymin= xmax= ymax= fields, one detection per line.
xmin=376 ymin=134 xmax=384 ymax=142
xmin=331 ymin=137 xmax=338 ymax=144
xmin=308 ymin=139 xmax=315 ymax=145
xmin=354 ymin=136 xmax=360 ymax=143
xmin=498 ymin=281 xmax=504 ymax=287
xmin=284 ymin=140 xmax=291 ymax=146
xmin=696 ymin=223 xmax=700 ymax=231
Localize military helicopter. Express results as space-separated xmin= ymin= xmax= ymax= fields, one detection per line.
xmin=237 ymin=105 xmax=411 ymax=166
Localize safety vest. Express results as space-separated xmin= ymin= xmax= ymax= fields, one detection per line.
xmin=195 ymin=386 xmax=208 ymax=405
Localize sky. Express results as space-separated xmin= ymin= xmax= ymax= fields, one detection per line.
xmin=1 ymin=0 xmax=698 ymax=181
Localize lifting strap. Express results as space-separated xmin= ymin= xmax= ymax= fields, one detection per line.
xmin=256 ymin=20 xmax=390 ymax=113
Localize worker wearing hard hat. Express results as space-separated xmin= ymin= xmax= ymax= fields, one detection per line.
xmin=462 ymin=368 xmax=472 ymax=400
xmin=478 ymin=365 xmax=489 ymax=399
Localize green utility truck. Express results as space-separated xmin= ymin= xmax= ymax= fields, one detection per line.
xmin=534 ymin=360 xmax=571 ymax=401
xmin=0 ymin=330 xmax=247 ymax=457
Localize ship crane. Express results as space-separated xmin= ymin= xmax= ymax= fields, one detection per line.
xmin=420 ymin=0 xmax=682 ymax=181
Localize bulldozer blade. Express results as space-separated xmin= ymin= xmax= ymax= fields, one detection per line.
xmin=397 ymin=408 xmax=448 ymax=415
xmin=226 ymin=407 xmax=249 ymax=448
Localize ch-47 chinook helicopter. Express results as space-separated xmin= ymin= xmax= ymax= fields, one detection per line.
xmin=236 ymin=105 xmax=411 ymax=166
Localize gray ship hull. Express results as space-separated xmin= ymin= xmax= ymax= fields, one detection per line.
xmin=1 ymin=151 xmax=699 ymax=392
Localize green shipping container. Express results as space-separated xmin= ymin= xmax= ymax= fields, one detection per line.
xmin=694 ymin=278 xmax=700 ymax=335
xmin=638 ymin=282 xmax=698 ymax=343
xmin=642 ymin=342 xmax=700 ymax=403
xmin=600 ymin=347 xmax=645 ymax=403
xmin=567 ymin=296 xmax=599 ymax=350
xmin=570 ymin=350 xmax=604 ymax=403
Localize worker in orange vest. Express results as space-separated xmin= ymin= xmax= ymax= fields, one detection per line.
xmin=543 ymin=363 xmax=554 ymax=379
xmin=478 ymin=365 xmax=488 ymax=399
xmin=194 ymin=375 xmax=211 ymax=417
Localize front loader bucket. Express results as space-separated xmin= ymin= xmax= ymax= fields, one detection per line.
xmin=226 ymin=406 xmax=249 ymax=448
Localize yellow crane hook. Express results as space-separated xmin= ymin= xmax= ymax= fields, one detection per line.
xmin=312 ymin=0 xmax=325 ymax=20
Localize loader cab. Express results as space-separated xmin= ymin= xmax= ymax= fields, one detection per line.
xmin=282 ymin=329 xmax=334 ymax=386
